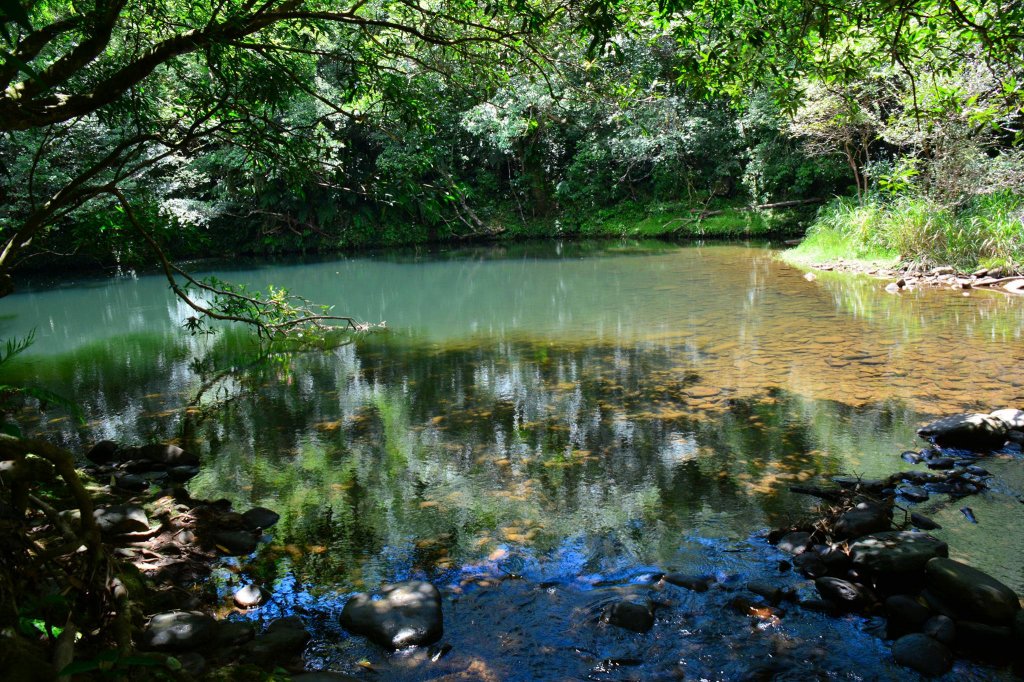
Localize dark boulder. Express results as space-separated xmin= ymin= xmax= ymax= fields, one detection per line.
xmin=885 ymin=595 xmax=931 ymax=638
xmin=340 ymin=580 xmax=443 ymax=648
xmin=86 ymin=440 xmax=122 ymax=464
xmin=925 ymin=557 xmax=1021 ymax=625
xmin=603 ymin=599 xmax=655 ymax=633
xmin=776 ymin=531 xmax=811 ymax=555
xmin=835 ymin=505 xmax=890 ymax=539
xmin=242 ymin=507 xmax=280 ymax=531
xmin=94 ymin=505 xmax=150 ymax=535
xmin=892 ymin=633 xmax=953 ymax=677
xmin=922 ymin=615 xmax=955 ymax=646
xmin=815 ymin=577 xmax=870 ymax=610
xmin=137 ymin=443 xmax=199 ymax=466
xmin=141 ymin=611 xmax=216 ymax=652
xmin=211 ymin=530 xmax=260 ymax=556
xmin=242 ymin=616 xmax=310 ymax=667
xmin=849 ymin=531 xmax=948 ymax=576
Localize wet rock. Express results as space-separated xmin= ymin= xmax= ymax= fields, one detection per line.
xmin=917 ymin=413 xmax=1008 ymax=451
xmin=793 ymin=551 xmax=827 ymax=578
xmin=849 ymin=531 xmax=948 ymax=575
xmin=922 ymin=615 xmax=955 ymax=646
xmin=925 ymin=557 xmax=1021 ymax=625
xmin=94 ymin=505 xmax=149 ymax=535
xmin=901 ymin=451 xmax=923 ymax=464
xmin=243 ymin=616 xmax=310 ymax=667
xmin=242 ymin=506 xmax=280 ymax=531
xmin=990 ymin=408 xmax=1024 ymax=430
xmin=86 ymin=440 xmax=122 ymax=464
xmin=233 ymin=584 xmax=268 ymax=609
xmin=776 ymin=531 xmax=811 ymax=555
xmin=141 ymin=611 xmax=216 ymax=652
xmin=815 ymin=577 xmax=869 ymax=610
xmin=137 ymin=443 xmax=199 ymax=466
xmin=910 ymin=513 xmax=942 ymax=531
xmin=747 ymin=581 xmax=783 ymax=605
xmin=897 ymin=485 xmax=929 ymax=502
xmin=212 ymin=620 xmax=256 ymax=647
xmin=885 ymin=595 xmax=931 ymax=637
xmin=892 ymin=633 xmax=953 ymax=677
xmin=211 ymin=530 xmax=260 ymax=555
xmin=925 ymin=456 xmax=955 ymax=470
xmin=663 ymin=573 xmax=712 ymax=592
xmin=834 ymin=506 xmax=890 ymax=539
xmin=603 ymin=599 xmax=655 ymax=633
xmin=799 ymin=599 xmax=839 ymax=616
xmin=340 ymin=580 xmax=443 ymax=648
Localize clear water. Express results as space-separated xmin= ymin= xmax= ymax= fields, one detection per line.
xmin=4 ymin=240 xmax=1023 ymax=680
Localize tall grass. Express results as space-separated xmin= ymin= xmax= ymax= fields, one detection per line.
xmin=787 ymin=191 xmax=1024 ymax=269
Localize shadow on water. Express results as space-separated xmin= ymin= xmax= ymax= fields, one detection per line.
xmin=3 ymin=241 xmax=1024 ymax=679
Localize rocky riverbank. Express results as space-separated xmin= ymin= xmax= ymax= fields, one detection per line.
xmin=799 ymin=258 xmax=1024 ymax=296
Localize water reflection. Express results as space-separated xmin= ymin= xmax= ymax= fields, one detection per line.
xmin=3 ymin=241 xmax=1024 ymax=678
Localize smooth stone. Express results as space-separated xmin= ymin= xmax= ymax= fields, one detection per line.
xmin=211 ymin=530 xmax=259 ymax=556
xmin=663 ymin=573 xmax=712 ymax=592
xmin=926 ymin=456 xmax=955 ymax=470
xmin=340 ymin=580 xmax=443 ymax=648
xmin=793 ymin=551 xmax=827 ymax=578
xmin=93 ymin=505 xmax=149 ymax=535
xmin=776 ymin=531 xmax=811 ymax=555
xmin=901 ymin=451 xmax=923 ymax=464
xmin=898 ymin=485 xmax=929 ymax=502
xmin=885 ymin=595 xmax=931 ymax=637
xmin=233 ymin=584 xmax=268 ymax=609
xmin=834 ymin=507 xmax=890 ymax=539
xmin=141 ymin=611 xmax=216 ymax=652
xmin=917 ymin=413 xmax=1008 ymax=451
xmin=925 ymin=558 xmax=1021 ymax=625
xmin=922 ymin=615 xmax=955 ymax=646
xmin=86 ymin=440 xmax=121 ymax=464
xmin=603 ymin=599 xmax=655 ymax=633
xmin=956 ymin=620 xmax=1013 ymax=655
xmin=114 ymin=473 xmax=149 ymax=492
xmin=242 ymin=616 xmax=310 ymax=667
xmin=815 ymin=577 xmax=869 ymax=610
xmin=910 ymin=513 xmax=942 ymax=530
xmin=242 ymin=506 xmax=280 ymax=530
xmin=990 ymin=408 xmax=1024 ymax=430
xmin=137 ymin=443 xmax=199 ymax=466
xmin=892 ymin=633 xmax=953 ymax=677
xmin=849 ymin=531 xmax=948 ymax=575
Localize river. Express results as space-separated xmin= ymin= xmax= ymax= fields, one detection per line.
xmin=3 ymin=240 xmax=1022 ymax=680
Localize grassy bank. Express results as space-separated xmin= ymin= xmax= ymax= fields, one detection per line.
xmin=783 ymin=192 xmax=1024 ymax=271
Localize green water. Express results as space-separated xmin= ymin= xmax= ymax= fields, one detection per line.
xmin=4 ymin=240 xmax=1024 ymax=679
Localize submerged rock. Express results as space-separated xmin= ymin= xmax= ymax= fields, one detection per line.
xmin=917 ymin=413 xmax=1008 ymax=451
xmin=141 ymin=611 xmax=216 ymax=652
xmin=243 ymin=616 xmax=310 ymax=667
xmin=892 ymin=633 xmax=953 ymax=677
xmin=897 ymin=485 xmax=929 ymax=503
xmin=776 ymin=532 xmax=811 ymax=555
xmin=663 ymin=573 xmax=713 ymax=592
xmin=924 ymin=558 xmax=1021 ymax=625
xmin=211 ymin=530 xmax=259 ymax=556
xmin=849 ymin=531 xmax=948 ymax=575
xmin=603 ymin=599 xmax=655 ymax=633
xmin=910 ymin=513 xmax=941 ymax=531
xmin=340 ymin=580 xmax=443 ymax=648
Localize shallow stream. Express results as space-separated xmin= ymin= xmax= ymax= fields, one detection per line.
xmin=4 ymin=241 xmax=1023 ymax=680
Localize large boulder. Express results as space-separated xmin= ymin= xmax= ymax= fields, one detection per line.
xmin=340 ymin=581 xmax=443 ymax=648
xmin=892 ymin=633 xmax=953 ymax=677
xmin=990 ymin=408 xmax=1024 ymax=430
xmin=917 ymin=413 xmax=1008 ymax=451
xmin=93 ymin=505 xmax=150 ymax=535
xmin=849 ymin=531 xmax=948 ymax=576
xmin=834 ymin=505 xmax=891 ymax=539
xmin=242 ymin=616 xmax=310 ymax=667
xmin=141 ymin=611 xmax=216 ymax=652
xmin=924 ymin=558 xmax=1021 ymax=625
xmin=138 ymin=443 xmax=199 ymax=466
